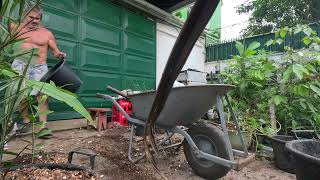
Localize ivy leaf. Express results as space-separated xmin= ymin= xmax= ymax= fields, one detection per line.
xmin=310 ymin=84 xmax=320 ymax=96
xmin=303 ymin=36 xmax=311 ymax=45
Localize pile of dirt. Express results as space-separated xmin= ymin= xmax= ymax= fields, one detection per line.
xmin=5 ymin=167 xmax=95 ymax=180
xmin=3 ymin=152 xmax=95 ymax=180
xmin=12 ymin=152 xmax=68 ymax=165
xmin=82 ymin=127 xmax=158 ymax=180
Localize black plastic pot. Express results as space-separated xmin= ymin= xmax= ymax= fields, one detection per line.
xmin=269 ymin=135 xmax=295 ymax=173
xmin=285 ymin=140 xmax=320 ymax=180
xmin=41 ymin=60 xmax=82 ymax=93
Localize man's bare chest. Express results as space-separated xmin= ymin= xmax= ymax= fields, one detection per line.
xmin=21 ymin=30 xmax=49 ymax=47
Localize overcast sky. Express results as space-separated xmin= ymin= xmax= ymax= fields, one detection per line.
xmin=221 ymin=0 xmax=251 ymax=41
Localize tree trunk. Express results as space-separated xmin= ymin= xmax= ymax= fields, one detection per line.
xmin=269 ymin=103 xmax=277 ymax=133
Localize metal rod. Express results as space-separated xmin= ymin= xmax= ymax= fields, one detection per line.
xmin=128 ymin=124 xmax=146 ymax=163
xmin=96 ymin=93 xmax=145 ymax=125
xmin=225 ymin=95 xmax=249 ymax=156
xmin=173 ymin=126 xmax=235 ymax=168
xmin=216 ymin=95 xmax=234 ymax=161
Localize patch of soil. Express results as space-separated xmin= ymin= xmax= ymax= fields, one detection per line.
xmin=82 ymin=127 xmax=157 ymax=180
xmin=3 ymin=152 xmax=95 ymax=180
xmin=5 ymin=167 xmax=95 ymax=180
xmin=12 ymin=152 xmax=68 ymax=165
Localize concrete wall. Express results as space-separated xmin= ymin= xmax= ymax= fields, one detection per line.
xmin=156 ymin=22 xmax=206 ymax=87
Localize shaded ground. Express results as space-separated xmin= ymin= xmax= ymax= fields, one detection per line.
xmin=5 ymin=126 xmax=296 ymax=180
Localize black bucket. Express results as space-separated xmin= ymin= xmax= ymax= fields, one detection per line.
xmin=285 ymin=140 xmax=320 ymax=180
xmin=41 ymin=60 xmax=82 ymax=93
xmin=269 ymin=135 xmax=295 ymax=173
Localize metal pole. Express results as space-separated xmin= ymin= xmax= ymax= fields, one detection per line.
xmin=225 ymin=95 xmax=249 ymax=155
xmin=216 ymin=95 xmax=234 ymax=161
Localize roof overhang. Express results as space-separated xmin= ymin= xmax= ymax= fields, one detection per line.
xmin=145 ymin=0 xmax=196 ymax=12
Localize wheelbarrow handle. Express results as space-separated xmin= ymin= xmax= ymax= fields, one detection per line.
xmin=106 ymin=86 xmax=129 ymax=99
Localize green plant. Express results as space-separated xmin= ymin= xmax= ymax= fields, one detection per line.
xmin=266 ymin=25 xmax=320 ymax=133
xmin=0 ymin=0 xmax=93 ymax=163
xmin=222 ymin=24 xmax=320 ymax=145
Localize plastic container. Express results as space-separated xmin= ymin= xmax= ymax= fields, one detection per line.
xmin=41 ymin=60 xmax=82 ymax=93
xmin=285 ymin=140 xmax=320 ymax=180
xmin=269 ymin=135 xmax=295 ymax=173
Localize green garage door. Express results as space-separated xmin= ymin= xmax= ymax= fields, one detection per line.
xmin=42 ymin=0 xmax=156 ymax=120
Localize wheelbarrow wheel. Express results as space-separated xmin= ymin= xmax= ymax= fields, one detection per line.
xmin=183 ymin=122 xmax=231 ymax=179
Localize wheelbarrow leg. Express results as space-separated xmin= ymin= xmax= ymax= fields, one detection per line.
xmin=128 ymin=124 xmax=145 ymax=163
xmin=225 ymin=95 xmax=249 ymax=157
xmin=216 ymin=95 xmax=234 ymax=161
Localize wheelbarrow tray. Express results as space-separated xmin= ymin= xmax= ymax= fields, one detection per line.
xmin=128 ymin=84 xmax=234 ymax=128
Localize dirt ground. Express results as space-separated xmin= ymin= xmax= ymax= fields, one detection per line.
xmin=5 ymin=126 xmax=296 ymax=180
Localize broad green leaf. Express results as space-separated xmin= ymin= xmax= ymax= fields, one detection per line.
xmin=294 ymin=26 xmax=302 ymax=35
xmin=307 ymin=101 xmax=316 ymax=113
xmin=247 ymin=42 xmax=260 ymax=51
xmin=303 ymin=36 xmax=311 ymax=45
xmin=310 ymin=84 xmax=320 ymax=96
xmin=36 ymin=128 xmax=52 ymax=138
xmin=35 ymin=121 xmax=46 ymax=129
xmin=245 ymin=49 xmax=257 ymax=56
xmin=254 ymin=71 xmax=264 ymax=80
xmin=235 ymin=41 xmax=244 ymax=55
xmin=280 ymin=28 xmax=287 ymax=38
xmin=293 ymin=85 xmax=309 ymax=97
xmin=314 ymin=37 xmax=320 ymax=44
xmin=276 ymin=39 xmax=283 ymax=45
xmin=36 ymin=110 xmax=54 ymax=117
xmin=299 ymin=99 xmax=307 ymax=109
xmin=303 ymin=26 xmax=313 ymax=36
xmin=273 ymin=95 xmax=287 ymax=106
xmin=252 ymin=81 xmax=263 ymax=87
xmin=27 ymin=80 xmax=94 ymax=125
xmin=292 ymin=64 xmax=309 ymax=80
xmin=281 ymin=66 xmax=293 ymax=83
xmin=265 ymin=39 xmax=274 ymax=47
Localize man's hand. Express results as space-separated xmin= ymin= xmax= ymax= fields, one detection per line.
xmin=53 ymin=51 xmax=66 ymax=60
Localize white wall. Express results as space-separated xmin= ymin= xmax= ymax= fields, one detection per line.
xmin=156 ymin=22 xmax=206 ymax=87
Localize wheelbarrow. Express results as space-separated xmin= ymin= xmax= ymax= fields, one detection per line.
xmin=96 ymin=84 xmax=251 ymax=179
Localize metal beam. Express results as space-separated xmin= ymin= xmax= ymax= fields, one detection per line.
xmin=165 ymin=0 xmax=196 ymax=12
xmin=110 ymin=0 xmax=184 ymax=28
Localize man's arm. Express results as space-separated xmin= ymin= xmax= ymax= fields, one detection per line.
xmin=48 ymin=31 xmax=66 ymax=59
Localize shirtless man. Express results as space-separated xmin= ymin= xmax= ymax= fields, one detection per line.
xmin=11 ymin=6 xmax=66 ymax=136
